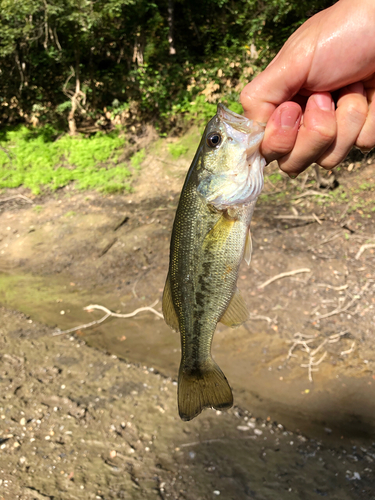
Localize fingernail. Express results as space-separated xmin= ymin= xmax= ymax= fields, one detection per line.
xmin=280 ymin=107 xmax=300 ymax=129
xmin=314 ymin=93 xmax=333 ymax=111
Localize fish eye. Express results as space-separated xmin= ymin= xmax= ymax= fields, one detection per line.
xmin=206 ymin=132 xmax=222 ymax=148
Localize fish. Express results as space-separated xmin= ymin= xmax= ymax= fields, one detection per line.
xmin=162 ymin=103 xmax=266 ymax=421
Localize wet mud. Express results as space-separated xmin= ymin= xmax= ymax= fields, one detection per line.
xmin=0 ymin=147 xmax=375 ymax=498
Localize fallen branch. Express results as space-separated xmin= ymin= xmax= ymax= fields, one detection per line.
xmin=249 ymin=314 xmax=273 ymax=324
xmin=0 ymin=194 xmax=33 ymax=204
xmin=355 ymin=243 xmax=375 ymax=260
xmin=258 ymin=268 xmax=311 ymax=289
xmin=340 ymin=341 xmax=355 ymax=356
xmin=287 ymin=338 xmax=315 ymax=359
xmin=314 ymin=283 xmax=369 ymax=321
xmin=98 ymin=237 xmax=117 ymax=257
xmin=316 ymin=283 xmax=348 ymax=291
xmin=301 ymin=351 xmax=328 ymax=383
xmin=294 ymin=190 xmax=331 ymax=199
xmin=328 ymin=331 xmax=348 ymax=343
xmin=274 ymin=215 xmax=325 ymax=222
xmin=312 ymin=213 xmax=322 ymax=225
xmin=53 ymin=300 xmax=163 ymax=336
xmin=287 ymin=331 xmax=349 ymax=382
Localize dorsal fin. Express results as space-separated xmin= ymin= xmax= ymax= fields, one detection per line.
xmin=220 ymin=288 xmax=249 ymax=327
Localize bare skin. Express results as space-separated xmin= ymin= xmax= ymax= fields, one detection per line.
xmin=241 ymin=0 xmax=375 ymax=177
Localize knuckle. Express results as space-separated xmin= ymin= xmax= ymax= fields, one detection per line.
xmin=318 ymin=157 xmax=341 ymax=170
xmin=239 ymin=88 xmax=251 ymax=107
xmin=319 ymin=148 xmax=350 ymax=169
xmin=356 ymin=134 xmax=375 ymax=152
xmin=278 ymin=157 xmax=307 ymax=175
xmin=309 ymin=124 xmax=336 ymax=144
xmin=269 ymin=135 xmax=295 ymax=155
xmin=345 ymin=102 xmax=368 ymax=126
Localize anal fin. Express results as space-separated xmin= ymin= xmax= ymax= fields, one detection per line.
xmin=220 ymin=288 xmax=249 ymax=327
xmin=162 ymin=273 xmax=179 ymax=332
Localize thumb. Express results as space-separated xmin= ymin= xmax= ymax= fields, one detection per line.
xmin=240 ymin=36 xmax=312 ymax=123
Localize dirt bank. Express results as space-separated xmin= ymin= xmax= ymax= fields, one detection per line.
xmin=0 ymin=141 xmax=375 ymax=498
xmin=1 ymin=307 xmax=375 ymax=500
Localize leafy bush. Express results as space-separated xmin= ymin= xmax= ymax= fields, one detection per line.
xmin=0 ymin=126 xmax=131 ymax=194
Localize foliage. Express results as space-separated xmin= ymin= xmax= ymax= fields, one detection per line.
xmin=168 ymin=143 xmax=188 ymax=159
xmin=0 ymin=125 xmax=131 ymax=194
xmin=0 ymin=0 xmax=336 ymax=130
xmin=130 ymin=148 xmax=146 ymax=169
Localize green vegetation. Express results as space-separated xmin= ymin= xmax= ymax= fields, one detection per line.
xmin=0 ymin=126 xmax=131 ymax=194
xmin=168 ymin=143 xmax=188 ymax=159
xmin=130 ymin=149 xmax=146 ymax=170
xmin=0 ymin=0 xmax=336 ymax=132
xmin=0 ymin=0 xmax=339 ymax=195
xmin=268 ymin=172 xmax=283 ymax=184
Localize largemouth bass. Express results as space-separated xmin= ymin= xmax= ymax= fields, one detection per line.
xmin=163 ymin=104 xmax=265 ymax=421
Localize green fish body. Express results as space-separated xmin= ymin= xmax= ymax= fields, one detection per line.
xmin=163 ymin=104 xmax=265 ymax=421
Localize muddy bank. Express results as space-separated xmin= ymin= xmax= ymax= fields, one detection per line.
xmin=1 ymin=307 xmax=375 ymax=500
xmin=1 ymin=160 xmax=375 ymax=441
xmin=0 ymin=143 xmax=375 ymax=498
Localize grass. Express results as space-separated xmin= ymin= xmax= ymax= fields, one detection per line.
xmin=0 ymin=125 xmax=132 ymax=195
xmin=130 ymin=148 xmax=146 ymax=170
xmin=168 ymin=143 xmax=188 ymax=159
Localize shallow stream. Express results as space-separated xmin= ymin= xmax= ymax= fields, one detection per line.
xmin=2 ymin=270 xmax=375 ymax=446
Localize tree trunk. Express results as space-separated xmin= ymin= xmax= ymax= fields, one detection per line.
xmin=65 ymin=57 xmax=86 ymax=136
xmin=168 ymin=0 xmax=176 ymax=55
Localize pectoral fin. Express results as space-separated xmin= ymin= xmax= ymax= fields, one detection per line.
xmin=204 ymin=215 xmax=235 ymax=250
xmin=244 ymin=227 xmax=252 ymax=266
xmin=162 ymin=274 xmax=179 ymax=332
xmin=220 ymin=288 xmax=249 ymax=327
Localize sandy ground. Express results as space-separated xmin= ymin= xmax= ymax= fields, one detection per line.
xmin=2 ymin=307 xmax=375 ymax=500
xmin=1 ymin=139 xmax=375 ymax=499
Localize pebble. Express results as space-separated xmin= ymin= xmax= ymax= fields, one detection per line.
xmin=213 ymin=491 xmax=220 ymax=496
xmin=254 ymin=429 xmax=263 ymax=436
xmin=237 ymin=426 xmax=250 ymax=432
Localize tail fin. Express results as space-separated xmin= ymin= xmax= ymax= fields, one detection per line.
xmin=178 ymin=358 xmax=233 ymax=421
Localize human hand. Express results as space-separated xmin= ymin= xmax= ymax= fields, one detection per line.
xmin=241 ymin=0 xmax=375 ymax=177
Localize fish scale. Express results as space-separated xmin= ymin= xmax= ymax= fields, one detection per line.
xmin=163 ymin=104 xmax=265 ymax=421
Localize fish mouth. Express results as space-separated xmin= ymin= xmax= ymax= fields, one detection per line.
xmin=217 ymin=103 xmax=265 ymax=156
xmin=217 ymin=103 xmax=254 ymax=133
